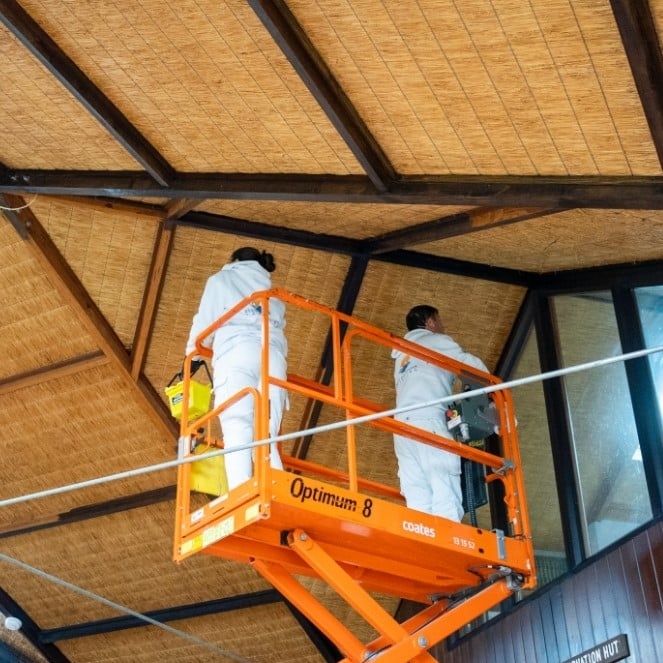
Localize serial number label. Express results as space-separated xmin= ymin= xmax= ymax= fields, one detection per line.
xmin=202 ymin=516 xmax=235 ymax=547
xmin=452 ymin=536 xmax=476 ymax=550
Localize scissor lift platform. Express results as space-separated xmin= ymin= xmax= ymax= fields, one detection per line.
xmin=173 ymin=289 xmax=535 ymax=663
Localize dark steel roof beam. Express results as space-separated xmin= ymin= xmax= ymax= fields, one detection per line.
xmin=610 ymin=0 xmax=663 ymax=168
xmin=373 ymin=249 xmax=536 ymax=287
xmin=533 ymin=295 xmax=585 ymax=568
xmin=179 ymin=210 xmax=536 ymax=284
xmin=249 ymin=0 xmax=395 ymax=192
xmin=494 ymin=290 xmax=537 ymax=379
xmin=281 ymin=598 xmax=343 ymax=663
xmin=5 ymin=170 xmax=663 ymax=208
xmin=0 ymin=486 xmax=175 ymax=540
xmin=531 ymin=257 xmax=663 ymax=292
xmin=180 ymin=209 xmax=361 ymax=255
xmin=0 ymin=0 xmax=174 ymax=186
xmin=39 ymin=590 xmax=282 ymax=642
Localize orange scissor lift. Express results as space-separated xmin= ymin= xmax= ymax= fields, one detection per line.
xmin=173 ymin=289 xmax=536 ymax=663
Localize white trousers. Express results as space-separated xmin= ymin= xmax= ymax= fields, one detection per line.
xmin=393 ymin=417 xmax=463 ymax=522
xmin=213 ymin=342 xmax=286 ymax=491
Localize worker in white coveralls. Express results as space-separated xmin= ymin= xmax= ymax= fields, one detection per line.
xmin=185 ymin=246 xmax=287 ymax=491
xmin=392 ymin=304 xmax=488 ymax=521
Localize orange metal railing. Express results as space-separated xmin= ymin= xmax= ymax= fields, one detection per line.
xmin=172 ymin=288 xmax=536 ymax=663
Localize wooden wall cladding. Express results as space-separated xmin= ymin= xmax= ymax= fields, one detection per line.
xmin=440 ymin=519 xmax=662 ymax=663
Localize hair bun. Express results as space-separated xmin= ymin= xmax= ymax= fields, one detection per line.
xmin=261 ymin=250 xmax=276 ymax=272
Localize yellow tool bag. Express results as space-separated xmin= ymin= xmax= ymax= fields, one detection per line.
xmin=165 ymin=362 xmax=212 ymax=421
xmin=190 ymin=442 xmax=228 ymax=497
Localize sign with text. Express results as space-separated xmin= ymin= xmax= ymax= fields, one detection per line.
xmin=562 ymin=634 xmax=629 ymax=663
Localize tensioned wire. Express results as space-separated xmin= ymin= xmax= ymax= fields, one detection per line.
xmin=1 ymin=343 xmax=662 ymax=510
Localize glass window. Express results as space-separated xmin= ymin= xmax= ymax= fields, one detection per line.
xmin=553 ymin=293 xmax=652 ymax=556
xmin=510 ymin=325 xmax=568 ymax=586
xmin=635 ymin=286 xmax=663 ymax=423
xmin=455 ymin=323 xmax=567 ymax=638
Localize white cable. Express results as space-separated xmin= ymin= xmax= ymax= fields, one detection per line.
xmin=0 ymin=552 xmax=251 ymax=662
xmin=0 ymin=343 xmax=662 ymax=510
xmin=0 ymin=193 xmax=38 ymax=211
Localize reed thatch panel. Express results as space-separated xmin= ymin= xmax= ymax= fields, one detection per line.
xmin=0 ymin=504 xmax=322 ymax=662
xmin=34 ymin=197 xmax=159 ymax=348
xmin=0 ymin=26 xmax=140 ymax=171
xmin=0 ymin=217 xmax=98 ymax=379
xmin=423 ymin=208 xmax=663 ymax=272
xmin=0 ymin=502 xmax=274 ymax=626
xmin=19 ymin=0 xmax=359 ymax=174
xmin=299 ymin=576 xmax=401 ymax=647
xmin=352 ymin=261 xmax=523 ymax=370
xmin=55 ymin=604 xmax=323 ymax=663
xmin=0 ymin=363 xmax=174 ymax=528
xmin=289 ymin=0 xmax=660 ymax=176
xmin=198 ymin=200 xmax=474 ymax=239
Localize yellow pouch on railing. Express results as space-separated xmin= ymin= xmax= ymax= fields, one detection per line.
xmin=165 ymin=361 xmax=212 ymax=421
xmin=190 ymin=444 xmax=228 ymax=497
xmin=165 ymin=380 xmax=211 ymax=420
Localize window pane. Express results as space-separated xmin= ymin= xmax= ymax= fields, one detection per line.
xmin=511 ymin=326 xmax=568 ymax=586
xmin=553 ymin=293 xmax=652 ymax=556
xmin=635 ymin=286 xmax=663 ymax=423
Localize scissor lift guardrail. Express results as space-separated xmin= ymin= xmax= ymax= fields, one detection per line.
xmin=173 ymin=289 xmax=535 ymax=663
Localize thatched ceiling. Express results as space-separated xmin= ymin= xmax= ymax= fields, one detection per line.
xmin=2 ymin=1 xmax=663 ymax=661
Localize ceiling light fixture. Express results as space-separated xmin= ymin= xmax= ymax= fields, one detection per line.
xmin=3 ymin=616 xmax=22 ymax=631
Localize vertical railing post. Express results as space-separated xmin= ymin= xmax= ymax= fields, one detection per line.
xmin=257 ymin=291 xmax=272 ymax=503
xmin=341 ymin=328 xmax=359 ymax=492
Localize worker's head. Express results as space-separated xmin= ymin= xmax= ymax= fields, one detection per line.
xmin=405 ymin=305 xmax=444 ymax=333
xmin=231 ymin=246 xmax=276 ymax=272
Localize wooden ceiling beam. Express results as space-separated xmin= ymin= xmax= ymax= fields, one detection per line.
xmin=130 ymin=220 xmax=175 ymax=379
xmin=610 ymin=0 xmax=663 ymax=168
xmin=0 ymin=351 xmax=108 ymax=396
xmin=41 ymin=195 xmax=165 ymax=219
xmin=0 ymin=194 xmax=178 ymax=439
xmin=364 ymin=207 xmax=560 ymax=254
xmin=162 ymin=198 xmax=200 ymax=223
xmin=249 ymin=0 xmax=395 ymax=192
xmin=4 ymin=170 xmax=663 ymax=208
xmin=0 ymin=0 xmax=174 ymax=186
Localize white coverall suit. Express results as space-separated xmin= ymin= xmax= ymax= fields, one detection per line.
xmin=392 ymin=329 xmax=487 ymax=521
xmin=186 ymin=260 xmax=287 ymax=491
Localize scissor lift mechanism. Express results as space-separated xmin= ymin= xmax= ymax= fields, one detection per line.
xmin=173 ymin=289 xmax=535 ymax=663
